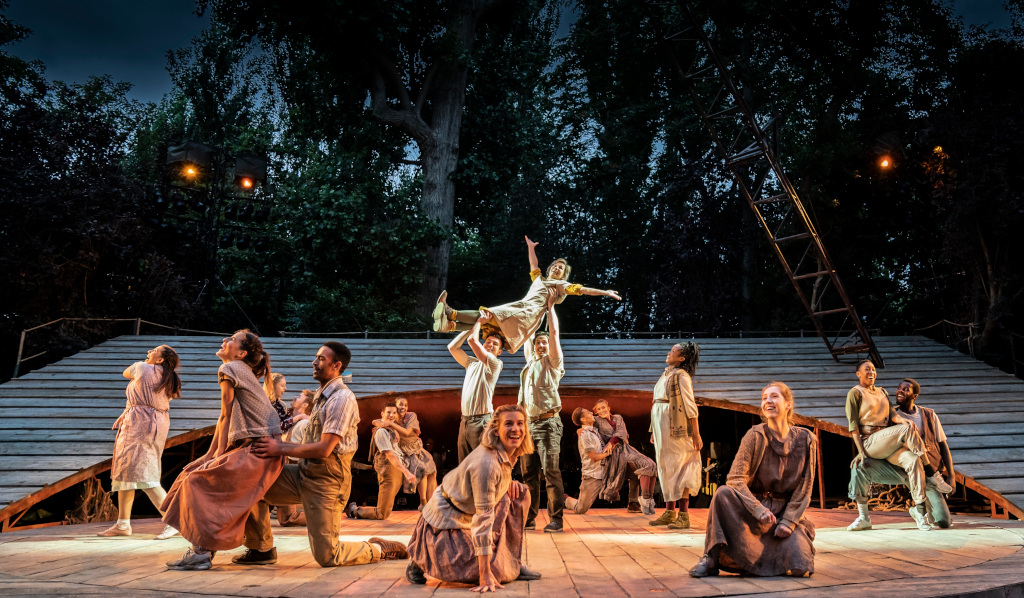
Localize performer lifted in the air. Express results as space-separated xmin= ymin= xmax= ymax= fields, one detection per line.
xmin=431 ymin=236 xmax=620 ymax=353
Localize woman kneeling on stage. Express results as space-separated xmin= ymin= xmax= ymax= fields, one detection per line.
xmin=690 ymin=382 xmax=817 ymax=578
xmin=406 ymin=403 xmax=542 ymax=592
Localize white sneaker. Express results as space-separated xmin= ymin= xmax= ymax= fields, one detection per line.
xmin=638 ymin=497 xmax=656 ymax=516
xmin=929 ymin=472 xmax=953 ymax=494
xmin=846 ymin=515 xmax=872 ymax=531
xmin=909 ymin=504 xmax=933 ymax=531
xmin=156 ymin=525 xmax=179 ymax=540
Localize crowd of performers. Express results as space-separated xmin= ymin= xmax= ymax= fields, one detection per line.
xmin=98 ymin=237 xmax=957 ymax=590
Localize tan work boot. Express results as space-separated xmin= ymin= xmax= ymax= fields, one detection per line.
xmin=370 ymin=537 xmax=409 ymax=560
xmin=667 ymin=511 xmax=691 ymax=530
xmin=649 ymin=510 xmax=678 ymax=526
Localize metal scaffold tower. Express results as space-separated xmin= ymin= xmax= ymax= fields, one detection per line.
xmin=654 ymin=1 xmax=883 ymax=366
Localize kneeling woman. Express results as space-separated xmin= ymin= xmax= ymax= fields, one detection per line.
xmin=690 ymin=382 xmax=816 ymax=578
xmin=406 ymin=404 xmax=541 ymax=591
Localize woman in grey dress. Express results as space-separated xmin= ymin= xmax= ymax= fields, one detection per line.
xmin=99 ymin=345 xmax=182 ymax=540
xmin=690 ymin=382 xmax=816 ymax=578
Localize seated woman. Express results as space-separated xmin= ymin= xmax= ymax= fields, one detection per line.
xmin=690 ymin=382 xmax=816 ymax=578
xmin=406 ymin=404 xmax=542 ymax=591
xmin=432 ymin=236 xmax=620 ymax=353
xmin=592 ymin=399 xmax=657 ymax=515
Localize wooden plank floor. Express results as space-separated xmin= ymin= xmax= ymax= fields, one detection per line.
xmin=1 ymin=509 xmax=1023 ymax=597
xmin=3 ymin=335 xmax=1024 ymax=521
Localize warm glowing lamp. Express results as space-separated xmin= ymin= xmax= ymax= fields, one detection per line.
xmin=240 ymin=177 xmax=253 ymax=189
xmin=879 ymin=157 xmax=891 ymax=169
xmin=185 ymin=166 xmax=197 ymax=177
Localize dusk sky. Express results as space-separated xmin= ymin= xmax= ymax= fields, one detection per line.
xmin=2 ymin=0 xmax=1015 ymax=104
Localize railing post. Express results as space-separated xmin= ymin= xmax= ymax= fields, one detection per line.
xmin=1010 ymin=334 xmax=1019 ymax=378
xmin=12 ymin=330 xmax=26 ymax=379
xmin=134 ymin=318 xmax=142 ymax=335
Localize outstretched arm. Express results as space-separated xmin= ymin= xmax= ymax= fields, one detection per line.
xmin=448 ymin=329 xmax=473 ymax=368
xmin=577 ymin=286 xmax=622 ymax=301
xmin=525 ymin=236 xmax=540 ymax=273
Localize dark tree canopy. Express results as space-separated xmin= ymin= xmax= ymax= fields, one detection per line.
xmin=4 ymin=0 xmax=1024 ymax=378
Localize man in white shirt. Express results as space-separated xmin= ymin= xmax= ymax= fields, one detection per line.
xmin=448 ymin=312 xmax=504 ymax=462
xmin=243 ymin=342 xmax=408 ymax=566
xmin=565 ymin=408 xmax=613 ymax=514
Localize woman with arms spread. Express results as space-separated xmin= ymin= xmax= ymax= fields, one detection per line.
xmin=432 ymin=236 xmax=620 ymax=353
xmin=690 ymin=382 xmax=816 ymax=578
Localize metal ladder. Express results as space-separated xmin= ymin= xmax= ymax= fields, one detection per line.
xmin=655 ymin=1 xmax=883 ymax=366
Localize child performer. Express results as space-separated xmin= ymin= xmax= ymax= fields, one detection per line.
xmin=431 ymin=236 xmax=621 ymax=353
xmin=161 ymin=330 xmax=285 ymax=570
xmin=99 ymin=345 xmax=182 ymax=540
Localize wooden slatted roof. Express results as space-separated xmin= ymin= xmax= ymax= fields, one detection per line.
xmin=1 ymin=334 xmax=1022 ymax=527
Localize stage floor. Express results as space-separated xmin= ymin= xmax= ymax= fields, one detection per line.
xmin=1 ymin=509 xmax=1023 ymax=597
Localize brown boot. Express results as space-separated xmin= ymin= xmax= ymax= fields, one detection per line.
xmin=649 ymin=510 xmax=678 ymax=526
xmin=667 ymin=511 xmax=690 ymax=529
xmin=370 ymin=537 xmax=409 ymax=560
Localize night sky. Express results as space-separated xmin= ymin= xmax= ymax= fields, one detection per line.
xmin=2 ymin=0 xmax=1015 ymax=105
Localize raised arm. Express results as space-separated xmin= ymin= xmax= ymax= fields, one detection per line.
xmin=525 ymin=235 xmax=540 ymax=273
xmin=448 ymin=329 xmax=473 ymax=368
xmin=467 ymin=313 xmax=492 ymax=362
xmin=547 ymin=304 xmax=563 ymax=369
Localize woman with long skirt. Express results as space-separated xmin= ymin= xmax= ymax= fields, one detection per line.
xmin=690 ymin=382 xmax=816 ymax=578
xmin=405 ymin=403 xmax=541 ymax=591
xmin=99 ymin=345 xmax=182 ymax=540
xmin=161 ymin=330 xmax=285 ymax=570
xmin=649 ymin=342 xmax=703 ymax=530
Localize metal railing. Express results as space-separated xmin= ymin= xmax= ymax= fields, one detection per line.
xmin=11 ymin=318 xmax=230 ymax=379
xmin=913 ymin=319 xmax=1024 ymax=380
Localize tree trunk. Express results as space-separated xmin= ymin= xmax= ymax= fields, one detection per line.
xmin=415 ymin=6 xmax=480 ymax=313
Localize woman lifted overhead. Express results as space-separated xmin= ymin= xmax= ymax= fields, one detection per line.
xmin=431 ymin=236 xmax=620 ymax=354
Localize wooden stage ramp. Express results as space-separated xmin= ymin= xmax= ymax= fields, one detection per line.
xmin=1 ymin=335 xmax=1023 ymax=529
xmin=1 ymin=510 xmax=1023 ymax=597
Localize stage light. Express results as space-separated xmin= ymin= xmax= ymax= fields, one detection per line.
xmin=233 ymin=156 xmax=267 ymax=193
xmin=879 ymin=157 xmax=892 ymax=169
